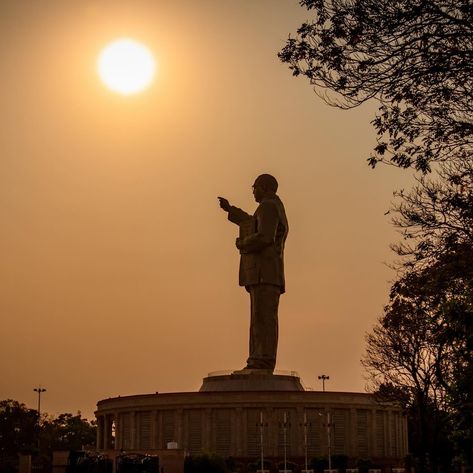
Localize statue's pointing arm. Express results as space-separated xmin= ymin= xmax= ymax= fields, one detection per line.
xmin=227 ymin=206 xmax=252 ymax=225
xmin=218 ymin=197 xmax=251 ymax=225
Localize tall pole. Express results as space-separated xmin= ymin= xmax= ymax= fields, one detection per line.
xmin=33 ymin=387 xmax=46 ymax=420
xmin=283 ymin=412 xmax=288 ymax=473
xmin=33 ymin=387 xmax=46 ymax=449
xmin=259 ymin=411 xmax=264 ymax=473
xmin=318 ymin=374 xmax=330 ymax=392
xmin=327 ymin=411 xmax=332 ymax=471
xmin=303 ymin=411 xmax=309 ymax=473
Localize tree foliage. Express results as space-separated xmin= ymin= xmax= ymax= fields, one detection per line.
xmin=390 ymin=159 xmax=473 ymax=270
xmin=363 ymin=231 xmax=473 ymax=469
xmin=41 ymin=413 xmax=96 ymax=451
xmin=363 ymin=157 xmax=473 ymax=470
xmin=389 ymin=158 xmax=473 ymax=436
xmin=0 ymin=400 xmax=38 ymax=455
xmin=0 ymin=401 xmax=96 ymax=458
xmin=363 ymin=274 xmax=448 ymax=470
xmin=279 ymin=0 xmax=473 ymax=172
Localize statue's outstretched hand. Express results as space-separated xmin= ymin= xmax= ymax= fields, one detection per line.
xmin=218 ymin=196 xmax=231 ymax=212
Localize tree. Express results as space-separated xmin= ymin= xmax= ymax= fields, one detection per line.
xmin=419 ymin=248 xmax=473 ymax=467
xmin=0 ymin=401 xmax=96 ymax=460
xmin=0 ymin=400 xmax=38 ymax=456
xmin=279 ymin=0 xmax=473 ymax=172
xmin=390 ymin=158 xmax=473 ymax=268
xmin=389 ymin=159 xmax=473 ymax=466
xmin=41 ymin=413 xmax=96 ymax=452
xmin=362 ymin=275 xmax=452 ymax=472
xmin=363 ymin=242 xmax=473 ymax=470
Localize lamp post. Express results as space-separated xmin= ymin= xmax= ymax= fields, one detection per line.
xmin=33 ymin=387 xmax=46 ymax=421
xmin=318 ymin=374 xmax=330 ymax=392
xmin=281 ymin=411 xmax=289 ymax=473
xmin=33 ymin=387 xmax=46 ymax=449
xmin=326 ymin=411 xmax=332 ymax=471
xmin=258 ymin=411 xmax=265 ymax=473
xmin=319 ymin=411 xmax=333 ymax=471
xmin=302 ymin=411 xmax=311 ymax=473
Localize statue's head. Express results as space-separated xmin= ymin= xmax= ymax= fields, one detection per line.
xmin=252 ymin=174 xmax=278 ymax=202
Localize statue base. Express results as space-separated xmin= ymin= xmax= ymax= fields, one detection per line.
xmin=199 ymin=369 xmax=305 ymax=392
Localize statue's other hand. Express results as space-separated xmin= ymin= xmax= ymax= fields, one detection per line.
xmin=218 ymin=196 xmax=231 ymax=212
xmin=236 ymin=238 xmax=249 ymax=254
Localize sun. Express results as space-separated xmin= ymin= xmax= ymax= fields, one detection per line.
xmin=97 ymin=38 xmax=156 ymax=95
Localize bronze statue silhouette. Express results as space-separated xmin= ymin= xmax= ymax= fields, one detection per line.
xmin=218 ymin=174 xmax=288 ymax=371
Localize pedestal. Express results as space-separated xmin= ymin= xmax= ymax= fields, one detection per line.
xmin=199 ymin=369 xmax=305 ymax=392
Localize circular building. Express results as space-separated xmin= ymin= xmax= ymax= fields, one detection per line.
xmin=95 ymin=371 xmax=407 ymax=470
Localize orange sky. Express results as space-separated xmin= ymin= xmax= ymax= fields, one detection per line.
xmin=0 ymin=0 xmax=412 ymax=420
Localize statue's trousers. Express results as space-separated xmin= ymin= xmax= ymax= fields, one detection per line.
xmin=247 ymin=284 xmax=280 ymax=370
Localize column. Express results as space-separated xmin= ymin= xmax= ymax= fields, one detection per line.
xmin=151 ymin=410 xmax=158 ymax=449
xmin=182 ymin=409 xmax=189 ymax=452
xmin=267 ymin=408 xmax=278 ymax=457
xmin=385 ymin=410 xmax=391 ymax=457
xmin=136 ymin=412 xmax=141 ymax=449
xmin=240 ymin=408 xmax=248 ymax=457
xmin=233 ymin=408 xmax=242 ymax=457
xmin=366 ymin=409 xmax=373 ymax=457
xmin=96 ymin=415 xmax=104 ymax=450
xmin=203 ymin=408 xmax=212 ymax=451
xmin=295 ymin=407 xmax=305 ymax=457
xmin=349 ymin=408 xmax=357 ymax=457
xmin=104 ymin=415 xmax=110 ymax=450
xmin=402 ymin=412 xmax=408 ymax=456
xmin=176 ymin=409 xmax=184 ymax=449
xmin=322 ymin=407 xmax=329 ymax=452
xmin=114 ymin=413 xmax=121 ymax=450
xmin=130 ymin=412 xmax=136 ymax=449
xmin=393 ymin=411 xmax=399 ymax=457
xmin=157 ymin=411 xmax=163 ymax=449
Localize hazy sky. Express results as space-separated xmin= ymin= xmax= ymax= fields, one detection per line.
xmin=1 ymin=0 xmax=412 ymax=420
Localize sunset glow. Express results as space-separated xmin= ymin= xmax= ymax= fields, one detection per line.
xmin=2 ymin=1 xmax=414 ymax=420
xmin=97 ymin=38 xmax=156 ymax=95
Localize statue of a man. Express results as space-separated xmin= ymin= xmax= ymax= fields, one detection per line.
xmin=218 ymin=174 xmax=288 ymax=371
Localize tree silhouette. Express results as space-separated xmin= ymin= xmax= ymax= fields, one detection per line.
xmin=363 ymin=242 xmax=473 ymax=470
xmin=0 ymin=400 xmax=38 ymax=455
xmin=0 ymin=401 xmax=96 ymax=462
xmin=279 ymin=0 xmax=473 ymax=172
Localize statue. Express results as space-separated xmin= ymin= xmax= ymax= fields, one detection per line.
xmin=218 ymin=174 xmax=288 ymax=371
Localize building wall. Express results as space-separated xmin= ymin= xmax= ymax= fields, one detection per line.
xmin=96 ymin=391 xmax=407 ymax=461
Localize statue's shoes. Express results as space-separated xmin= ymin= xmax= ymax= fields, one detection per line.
xmin=232 ymin=367 xmax=274 ymax=375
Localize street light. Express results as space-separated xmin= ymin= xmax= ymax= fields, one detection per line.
xmin=279 ymin=412 xmax=290 ymax=473
xmin=33 ymin=387 xmax=46 ymax=449
xmin=257 ymin=411 xmax=265 ymax=473
xmin=326 ymin=412 xmax=333 ymax=471
xmin=319 ymin=411 xmax=333 ymax=471
xmin=318 ymin=374 xmax=330 ymax=392
xmin=302 ymin=411 xmax=311 ymax=473
xmin=33 ymin=387 xmax=46 ymax=420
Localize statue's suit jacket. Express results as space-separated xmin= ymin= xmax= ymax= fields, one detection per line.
xmin=227 ymin=195 xmax=288 ymax=293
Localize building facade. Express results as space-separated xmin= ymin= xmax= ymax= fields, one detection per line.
xmin=96 ymin=390 xmax=407 ymax=463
